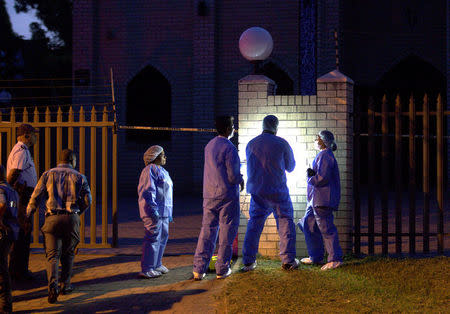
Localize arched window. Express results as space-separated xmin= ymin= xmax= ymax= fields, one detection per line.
xmin=126 ymin=66 xmax=171 ymax=142
xmin=261 ymin=62 xmax=294 ymax=95
xmin=377 ymin=55 xmax=446 ymax=100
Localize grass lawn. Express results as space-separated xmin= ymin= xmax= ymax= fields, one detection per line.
xmin=218 ymin=256 xmax=449 ymax=313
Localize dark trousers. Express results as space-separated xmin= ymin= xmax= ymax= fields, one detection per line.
xmin=0 ymin=229 xmax=12 ymax=313
xmin=9 ymin=187 xmax=33 ymax=277
xmin=41 ymin=213 xmax=80 ymax=288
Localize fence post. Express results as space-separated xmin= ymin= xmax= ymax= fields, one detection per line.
xmin=353 ymin=94 xmax=361 ymax=255
xmin=422 ymin=94 xmax=430 ymax=253
xmin=394 ymin=95 xmax=402 ymax=254
xmin=367 ymin=96 xmax=375 ymax=254
xmin=102 ymin=107 xmax=108 ymax=245
xmin=32 ymin=107 xmax=40 ymax=245
xmin=436 ymin=94 xmax=444 ymax=254
xmin=408 ymin=95 xmax=416 ymax=255
xmin=381 ymin=95 xmax=389 ymax=255
xmin=79 ymin=106 xmax=86 ymax=244
xmin=90 ymin=107 xmax=97 ymax=245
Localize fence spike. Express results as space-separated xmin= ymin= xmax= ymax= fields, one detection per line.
xmin=102 ymin=105 xmax=108 ymax=121
xmin=10 ymin=107 xmax=15 ymax=123
xmin=79 ymin=106 xmax=85 ymax=122
xmin=68 ymin=106 xmax=74 ymax=120
xmin=34 ymin=107 xmax=39 ymax=122
xmin=91 ymin=106 xmax=97 ymax=121
xmin=23 ymin=107 xmax=28 ymax=122
xmin=45 ymin=106 xmax=51 ymax=121
xmin=57 ymin=106 xmax=62 ymax=122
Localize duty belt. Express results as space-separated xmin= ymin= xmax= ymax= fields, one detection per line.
xmin=46 ymin=210 xmax=80 ymax=217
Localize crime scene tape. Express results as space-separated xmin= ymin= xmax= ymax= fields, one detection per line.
xmin=118 ymin=125 xmax=237 ymax=133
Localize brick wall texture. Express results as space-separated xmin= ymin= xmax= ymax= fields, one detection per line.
xmin=72 ymin=0 xmax=448 ymax=195
xmin=238 ymin=71 xmax=354 ymax=258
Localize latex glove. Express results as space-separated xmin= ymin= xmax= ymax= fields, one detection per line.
xmin=307 ymin=168 xmax=316 ymax=178
xmin=169 ymin=216 xmax=173 ymax=223
xmin=152 ymin=210 xmax=160 ymax=220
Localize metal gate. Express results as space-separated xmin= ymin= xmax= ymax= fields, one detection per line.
xmin=353 ymin=93 xmax=448 ymax=255
xmin=0 ymin=105 xmax=118 ymax=248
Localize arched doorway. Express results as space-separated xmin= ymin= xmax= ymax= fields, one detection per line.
xmin=261 ymin=62 xmax=294 ymax=95
xmin=377 ymin=55 xmax=446 ymax=101
xmin=126 ymin=66 xmax=171 ymax=143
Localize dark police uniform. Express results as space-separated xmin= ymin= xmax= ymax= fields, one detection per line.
xmin=0 ymin=181 xmax=19 ymax=313
xmin=7 ymin=141 xmax=37 ymax=279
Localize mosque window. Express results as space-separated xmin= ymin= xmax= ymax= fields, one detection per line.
xmin=126 ymin=66 xmax=171 ymax=143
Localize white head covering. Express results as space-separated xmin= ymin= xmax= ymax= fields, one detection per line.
xmin=262 ymin=115 xmax=279 ymax=133
xmin=143 ymin=145 xmax=164 ymax=165
xmin=319 ymin=130 xmax=337 ymax=151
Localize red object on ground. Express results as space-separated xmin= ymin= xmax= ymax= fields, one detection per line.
xmin=232 ymin=233 xmax=239 ymax=257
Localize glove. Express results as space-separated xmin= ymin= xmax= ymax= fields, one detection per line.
xmin=307 ymin=168 xmax=316 ymax=178
xmin=169 ymin=216 xmax=173 ymax=223
xmin=152 ymin=210 xmax=160 ymax=220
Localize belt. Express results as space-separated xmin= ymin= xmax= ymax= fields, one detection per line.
xmin=46 ymin=210 xmax=79 ymax=217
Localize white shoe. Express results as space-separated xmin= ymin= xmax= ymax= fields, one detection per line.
xmin=216 ymin=268 xmax=232 ymax=279
xmin=138 ymin=270 xmax=162 ymax=279
xmin=300 ymin=257 xmax=314 ymax=265
xmin=193 ymin=271 xmax=206 ymax=281
xmin=321 ymin=261 xmax=343 ymax=271
xmin=241 ymin=261 xmax=257 ymax=272
xmin=155 ymin=265 xmax=169 ymax=274
xmin=282 ymin=258 xmax=300 ymax=270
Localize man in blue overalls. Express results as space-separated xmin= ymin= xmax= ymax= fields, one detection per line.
xmin=193 ymin=116 xmax=244 ymax=280
xmin=242 ymin=115 xmax=299 ymax=271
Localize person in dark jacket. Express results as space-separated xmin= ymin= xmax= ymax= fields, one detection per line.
xmin=0 ymin=165 xmax=19 ymax=313
xmin=7 ymin=123 xmax=38 ymax=281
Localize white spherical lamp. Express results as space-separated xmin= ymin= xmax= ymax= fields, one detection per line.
xmin=239 ymin=27 xmax=273 ymax=61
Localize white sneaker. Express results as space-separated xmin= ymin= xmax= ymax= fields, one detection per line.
xmin=300 ymin=257 xmax=314 ymax=265
xmin=241 ymin=261 xmax=257 ymax=272
xmin=216 ymin=268 xmax=232 ymax=279
xmin=321 ymin=261 xmax=343 ymax=271
xmin=155 ymin=265 xmax=169 ymax=274
xmin=193 ymin=271 xmax=206 ymax=281
xmin=282 ymin=258 xmax=300 ymax=270
xmin=138 ymin=270 xmax=162 ymax=279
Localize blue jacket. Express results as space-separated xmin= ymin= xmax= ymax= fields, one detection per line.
xmin=203 ymin=136 xmax=242 ymax=200
xmin=0 ymin=181 xmax=19 ymax=241
xmin=246 ymin=133 xmax=295 ymax=196
xmin=307 ymin=148 xmax=341 ymax=210
xmin=138 ymin=164 xmax=173 ymax=219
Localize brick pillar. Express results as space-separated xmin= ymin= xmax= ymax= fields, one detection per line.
xmin=238 ymin=75 xmax=277 ymax=257
xmin=237 ymin=70 xmax=354 ymax=258
xmin=316 ymin=70 xmax=354 ymax=254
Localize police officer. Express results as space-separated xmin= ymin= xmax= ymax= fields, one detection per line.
xmin=7 ymin=123 xmax=38 ymax=281
xmin=26 ymin=149 xmax=92 ymax=304
xmin=0 ymin=165 xmax=19 ymax=313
